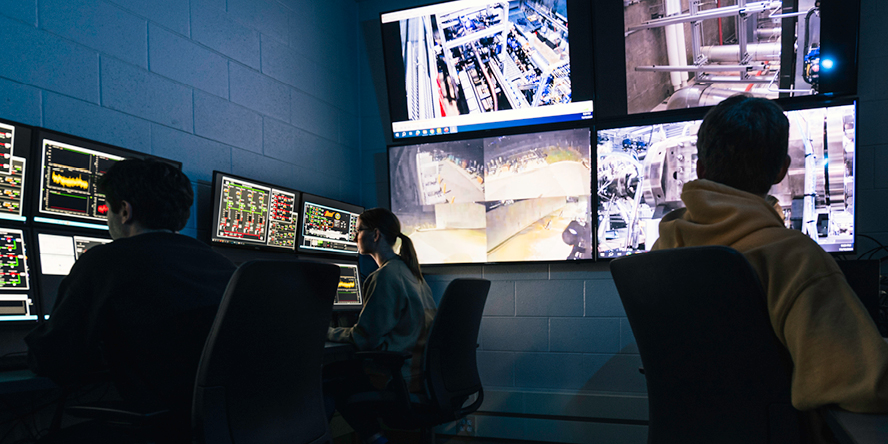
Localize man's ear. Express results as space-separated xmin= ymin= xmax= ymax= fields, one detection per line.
xmin=773 ymin=155 xmax=791 ymax=184
xmin=696 ymin=158 xmax=706 ymax=179
xmin=119 ymin=201 xmax=135 ymax=224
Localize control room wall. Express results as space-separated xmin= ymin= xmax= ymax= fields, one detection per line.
xmin=0 ymin=0 xmax=362 ymax=240
xmin=355 ymin=0 xmax=888 ymax=443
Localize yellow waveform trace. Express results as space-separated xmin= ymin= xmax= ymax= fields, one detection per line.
xmin=52 ymin=171 xmax=89 ymax=190
xmin=338 ymin=280 xmax=356 ymax=289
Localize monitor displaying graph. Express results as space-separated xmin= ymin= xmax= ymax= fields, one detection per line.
xmin=38 ymin=139 xmax=124 ymax=222
xmin=333 ymin=262 xmax=363 ymax=309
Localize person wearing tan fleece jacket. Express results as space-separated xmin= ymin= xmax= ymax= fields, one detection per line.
xmin=651 ymin=95 xmax=888 ymax=420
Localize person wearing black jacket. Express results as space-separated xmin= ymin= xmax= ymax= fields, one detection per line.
xmin=26 ymin=159 xmax=236 ymax=441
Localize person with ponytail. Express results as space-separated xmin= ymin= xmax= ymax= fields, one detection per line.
xmin=326 ymin=208 xmax=437 ymax=444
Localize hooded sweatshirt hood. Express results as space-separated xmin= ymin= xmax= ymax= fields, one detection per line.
xmin=653 ymin=179 xmax=785 ymax=250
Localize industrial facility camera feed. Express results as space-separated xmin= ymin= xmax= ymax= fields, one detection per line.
xmin=0 ymin=228 xmax=34 ymax=322
xmin=211 ymin=173 xmax=299 ymax=250
xmin=39 ymin=140 xmax=124 ymax=222
xmin=299 ymin=199 xmax=360 ymax=255
xmin=390 ymin=127 xmax=592 ymax=264
xmin=597 ymin=103 xmax=856 ymax=257
xmin=382 ymin=0 xmax=592 ymax=138
xmin=624 ymin=0 xmax=824 ymax=114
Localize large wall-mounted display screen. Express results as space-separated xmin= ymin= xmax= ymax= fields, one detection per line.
xmin=597 ymin=101 xmax=856 ymax=258
xmin=618 ymin=0 xmax=859 ymax=116
xmin=381 ymin=0 xmax=594 ymax=140
xmin=390 ymin=127 xmax=593 ymax=264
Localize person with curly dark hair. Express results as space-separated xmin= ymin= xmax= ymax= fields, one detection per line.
xmin=26 ymin=159 xmax=236 ymax=442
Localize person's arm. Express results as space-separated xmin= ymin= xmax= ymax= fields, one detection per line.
xmin=327 ymin=269 xmax=405 ymax=350
xmin=781 ymin=272 xmax=888 ymax=412
xmin=25 ymin=257 xmax=107 ymax=384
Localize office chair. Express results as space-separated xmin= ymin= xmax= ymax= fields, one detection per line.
xmin=345 ymin=278 xmax=491 ymax=442
xmin=609 ymin=246 xmax=805 ymax=444
xmin=65 ymin=260 xmax=341 ymax=444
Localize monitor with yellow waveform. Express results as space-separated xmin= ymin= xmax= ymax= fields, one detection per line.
xmin=333 ymin=262 xmax=362 ymax=309
xmin=51 ymin=171 xmax=89 ymax=190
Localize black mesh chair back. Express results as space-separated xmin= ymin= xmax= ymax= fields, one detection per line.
xmin=192 ymin=260 xmax=340 ymax=444
xmin=610 ymin=246 xmax=804 ymax=444
xmin=423 ymin=278 xmax=491 ymax=420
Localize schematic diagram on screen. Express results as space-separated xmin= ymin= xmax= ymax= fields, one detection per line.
xmin=216 ymin=177 xmax=270 ymax=243
xmin=300 ymin=202 xmax=359 ymax=253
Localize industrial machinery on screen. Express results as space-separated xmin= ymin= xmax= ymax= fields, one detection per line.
xmin=390 ymin=128 xmax=592 ymax=264
xmin=402 ymin=0 xmax=571 ymax=121
xmin=597 ymin=103 xmax=855 ymax=257
xmin=624 ymin=0 xmax=822 ymax=114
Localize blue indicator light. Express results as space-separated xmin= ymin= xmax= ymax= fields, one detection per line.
xmin=822 ymin=58 xmax=834 ymax=70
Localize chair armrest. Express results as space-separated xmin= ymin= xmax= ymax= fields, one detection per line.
xmin=66 ymin=401 xmax=170 ymax=426
xmin=354 ymin=351 xmax=411 ymax=371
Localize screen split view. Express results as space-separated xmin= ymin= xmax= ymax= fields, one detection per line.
xmin=391 ymin=127 xmax=593 ymax=264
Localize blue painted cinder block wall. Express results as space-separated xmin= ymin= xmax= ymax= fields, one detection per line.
xmin=0 ymin=0 xmax=361 ymax=240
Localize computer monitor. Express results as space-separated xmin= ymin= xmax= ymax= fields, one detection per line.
xmin=297 ymin=194 xmax=363 ymax=256
xmin=596 ymin=100 xmax=856 ymax=258
xmin=0 ymin=227 xmax=37 ymax=322
xmin=0 ymin=122 xmax=17 ymax=175
xmin=331 ymin=262 xmax=363 ymax=311
xmin=31 ymin=130 xmax=182 ymax=231
xmin=390 ymin=126 xmax=593 ymax=264
xmin=209 ymin=172 xmax=300 ymax=251
xmin=34 ymin=230 xmax=112 ymax=319
xmin=0 ymin=118 xmax=34 ymax=223
xmin=380 ymin=0 xmax=595 ymax=141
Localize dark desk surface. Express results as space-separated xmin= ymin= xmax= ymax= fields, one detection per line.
xmin=0 ymin=342 xmax=357 ymax=395
xmin=826 ymin=408 xmax=888 ymax=444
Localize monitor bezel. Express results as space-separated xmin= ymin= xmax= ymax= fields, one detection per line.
xmin=208 ymin=171 xmax=302 ymax=253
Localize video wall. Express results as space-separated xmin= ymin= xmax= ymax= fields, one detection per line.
xmin=384 ymin=0 xmax=861 ymax=265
